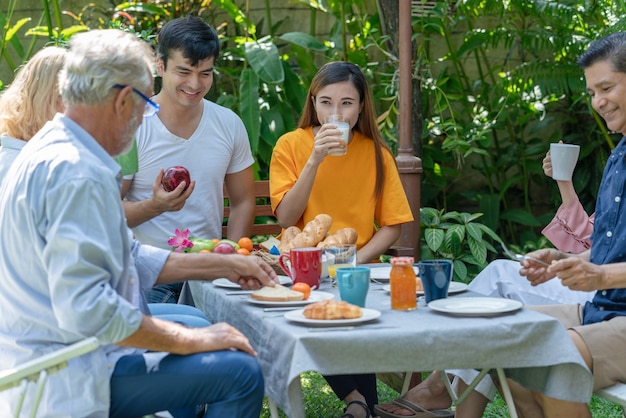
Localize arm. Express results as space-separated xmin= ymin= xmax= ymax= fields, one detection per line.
xmin=519 ymin=248 xmax=590 ymax=286
xmin=156 ymin=250 xmax=278 ymax=290
xmin=274 ymin=125 xmax=348 ymax=227
xmin=117 ymin=315 xmax=257 ymax=356
xmin=356 ymin=224 xmax=402 ymax=264
xmin=541 ymin=147 xmax=593 ymax=252
xmin=543 ymin=255 xmax=626 ymax=293
xmin=121 ymin=170 xmax=195 ymax=228
xmin=224 ymin=167 xmax=255 ymax=240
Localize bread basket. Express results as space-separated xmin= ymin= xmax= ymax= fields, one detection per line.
xmin=252 ymin=249 xmax=286 ymax=276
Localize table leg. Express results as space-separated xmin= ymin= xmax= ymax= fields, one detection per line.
xmin=496 ymin=368 xmax=518 ymax=418
xmin=439 ymin=368 xmax=518 ymax=418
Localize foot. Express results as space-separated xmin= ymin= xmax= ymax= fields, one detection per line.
xmin=376 ymin=372 xmax=452 ymax=416
xmin=341 ymin=399 xmax=371 ymax=418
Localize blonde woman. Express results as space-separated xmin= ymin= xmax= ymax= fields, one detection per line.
xmin=0 ymin=46 xmax=67 ymax=179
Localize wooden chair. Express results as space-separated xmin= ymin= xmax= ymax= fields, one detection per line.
xmin=222 ymin=180 xmax=282 ymax=238
xmin=0 ymin=337 xmax=99 ymax=418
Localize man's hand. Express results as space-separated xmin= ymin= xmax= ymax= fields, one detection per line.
xmin=225 ymin=255 xmax=279 ymax=290
xmin=547 ymin=257 xmax=604 ymax=292
xmin=189 ymin=322 xmax=258 ymax=356
xmin=519 ymin=248 xmax=561 ymax=286
xmin=150 ymin=168 xmax=195 ymax=213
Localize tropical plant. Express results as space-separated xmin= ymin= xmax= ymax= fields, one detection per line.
xmin=420 ymin=207 xmax=501 ymax=282
xmin=413 ymin=0 xmax=623 ymax=246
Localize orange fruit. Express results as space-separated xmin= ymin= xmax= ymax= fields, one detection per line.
xmin=292 ymin=282 xmax=311 ymax=300
xmin=199 ymin=249 xmax=212 ymax=253
xmin=237 ymin=248 xmax=251 ymax=256
xmin=212 ymin=238 xmax=220 ymax=243
xmin=238 ymin=236 xmax=254 ymax=252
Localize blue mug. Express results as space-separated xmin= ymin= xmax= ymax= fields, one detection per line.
xmin=418 ymin=260 xmax=453 ymax=304
xmin=336 ymin=267 xmax=370 ymax=307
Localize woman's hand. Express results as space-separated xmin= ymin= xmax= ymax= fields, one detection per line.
xmin=311 ymin=124 xmax=347 ymax=164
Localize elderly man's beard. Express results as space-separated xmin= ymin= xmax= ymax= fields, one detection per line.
xmin=113 ymin=106 xmax=143 ymax=157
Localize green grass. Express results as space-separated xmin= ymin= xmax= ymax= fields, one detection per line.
xmin=260 ymin=372 xmax=624 ymax=417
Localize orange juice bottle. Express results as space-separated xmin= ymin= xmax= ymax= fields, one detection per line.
xmin=390 ymin=256 xmax=417 ymax=310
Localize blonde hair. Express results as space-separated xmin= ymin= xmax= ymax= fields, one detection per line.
xmin=0 ymin=46 xmax=67 ymax=141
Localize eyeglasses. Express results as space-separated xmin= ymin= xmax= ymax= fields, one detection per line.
xmin=113 ymin=84 xmax=160 ymax=117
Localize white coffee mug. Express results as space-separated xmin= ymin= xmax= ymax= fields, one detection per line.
xmin=550 ymin=143 xmax=580 ymax=181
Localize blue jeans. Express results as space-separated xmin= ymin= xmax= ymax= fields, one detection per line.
xmin=109 ymin=350 xmax=264 ymax=418
xmin=144 ymin=282 xmax=184 ymax=304
xmin=148 ymin=303 xmax=210 ymax=328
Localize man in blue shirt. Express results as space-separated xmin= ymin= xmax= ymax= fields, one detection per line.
xmin=0 ymin=29 xmax=276 ymax=417
xmin=511 ymin=31 xmax=626 ymax=417
xmin=375 ymin=32 xmax=626 ymax=418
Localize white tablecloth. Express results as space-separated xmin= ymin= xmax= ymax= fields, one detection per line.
xmin=187 ymin=275 xmax=592 ymax=417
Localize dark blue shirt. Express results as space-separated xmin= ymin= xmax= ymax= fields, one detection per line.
xmin=585 ymin=136 xmax=626 ymax=324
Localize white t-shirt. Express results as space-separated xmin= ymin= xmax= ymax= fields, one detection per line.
xmin=125 ymin=99 xmax=254 ymax=248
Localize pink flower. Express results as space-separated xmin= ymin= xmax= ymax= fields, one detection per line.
xmin=167 ymin=228 xmax=194 ymax=252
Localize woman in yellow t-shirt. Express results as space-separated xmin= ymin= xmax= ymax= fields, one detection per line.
xmin=269 ymin=61 xmax=414 ymax=418
xmin=270 ymin=61 xmax=413 ymax=264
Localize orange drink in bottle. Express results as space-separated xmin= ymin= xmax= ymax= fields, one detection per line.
xmin=390 ymin=256 xmax=417 ymax=310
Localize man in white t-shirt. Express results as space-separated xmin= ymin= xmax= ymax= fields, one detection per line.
xmin=122 ymin=16 xmax=256 ymax=303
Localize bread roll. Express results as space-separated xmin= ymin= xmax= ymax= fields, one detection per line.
xmin=317 ymin=227 xmax=358 ymax=248
xmin=302 ymin=299 xmax=362 ymax=320
xmin=251 ymin=284 xmax=304 ymax=302
xmin=278 ymin=226 xmax=302 ymax=253
xmin=281 ymin=214 xmax=333 ymax=252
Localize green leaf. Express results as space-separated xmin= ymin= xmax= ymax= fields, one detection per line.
xmin=452 ymin=259 xmax=467 ymax=282
xmin=239 ymin=68 xmax=260 ymax=153
xmin=499 ymin=209 xmax=542 ymax=227
xmin=279 ymin=32 xmax=327 ymax=51
xmin=424 ymin=228 xmax=444 ymax=253
xmin=467 ymin=236 xmax=487 ymax=264
xmin=465 ymin=222 xmax=483 ymax=241
xmin=444 ymin=229 xmax=462 ymax=256
xmin=243 ymin=40 xmax=284 ymax=84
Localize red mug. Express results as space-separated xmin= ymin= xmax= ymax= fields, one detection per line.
xmin=278 ymin=247 xmax=322 ymax=290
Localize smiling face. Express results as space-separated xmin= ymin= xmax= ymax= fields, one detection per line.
xmin=157 ymin=49 xmax=214 ymax=108
xmin=585 ymin=59 xmax=626 ymax=136
xmin=313 ymin=80 xmax=363 ymax=130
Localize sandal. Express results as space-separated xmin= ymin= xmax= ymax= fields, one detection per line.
xmin=341 ymin=399 xmax=372 ymax=418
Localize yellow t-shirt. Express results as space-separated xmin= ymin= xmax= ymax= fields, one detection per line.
xmin=269 ymin=127 xmax=414 ymax=248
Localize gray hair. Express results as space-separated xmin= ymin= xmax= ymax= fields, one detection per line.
xmin=59 ymin=29 xmax=155 ymax=106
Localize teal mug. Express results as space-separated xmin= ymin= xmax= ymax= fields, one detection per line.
xmin=336 ymin=267 xmax=370 ymax=307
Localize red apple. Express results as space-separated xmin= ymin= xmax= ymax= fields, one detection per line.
xmin=162 ymin=166 xmax=191 ymax=192
xmin=213 ymin=242 xmax=237 ymax=254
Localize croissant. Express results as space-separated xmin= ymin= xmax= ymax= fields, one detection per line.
xmin=303 ymin=299 xmax=362 ymax=320
xmin=317 ymin=227 xmax=358 ymax=248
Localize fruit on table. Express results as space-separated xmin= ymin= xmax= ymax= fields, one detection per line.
xmin=213 ymin=242 xmax=237 ymax=254
xmin=238 ymin=237 xmax=254 ymax=252
xmin=217 ymin=239 xmax=240 ymax=251
xmin=162 ymin=166 xmax=191 ymax=192
xmin=189 ymin=238 xmax=216 ymax=253
xmin=292 ymin=282 xmax=311 ymax=300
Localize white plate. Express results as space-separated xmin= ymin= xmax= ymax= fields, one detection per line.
xmin=369 ymin=266 xmax=419 ymax=282
xmin=382 ymin=281 xmax=468 ymax=296
xmin=428 ymin=297 xmax=523 ymax=317
xmin=247 ymin=291 xmax=334 ymax=307
xmin=213 ymin=275 xmax=292 ymax=289
xmin=284 ymin=308 xmax=382 ymax=326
